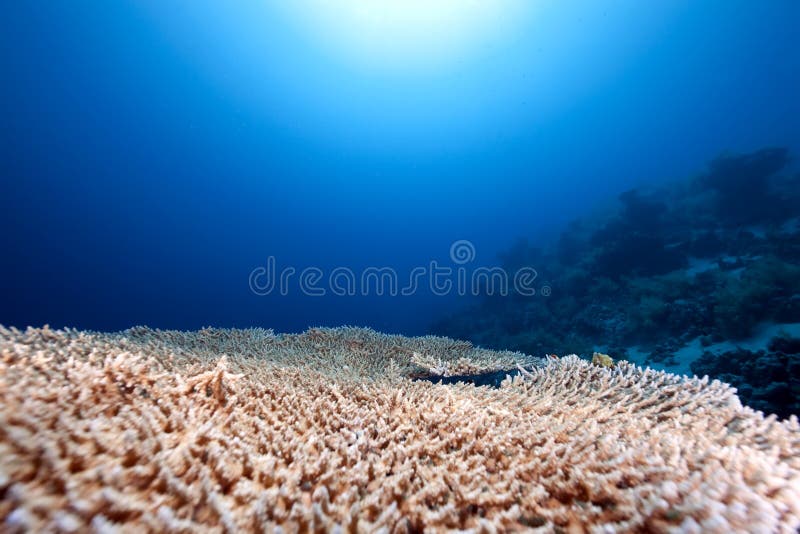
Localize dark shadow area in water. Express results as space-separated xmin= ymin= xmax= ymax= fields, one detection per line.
xmin=413 ymin=369 xmax=521 ymax=389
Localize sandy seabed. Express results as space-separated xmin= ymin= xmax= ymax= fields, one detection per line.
xmin=1 ymin=325 xmax=799 ymax=533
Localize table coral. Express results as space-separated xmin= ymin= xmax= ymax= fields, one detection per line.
xmin=1 ymin=325 xmax=799 ymax=532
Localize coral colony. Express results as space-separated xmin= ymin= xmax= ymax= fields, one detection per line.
xmin=1 ymin=326 xmax=799 ymax=531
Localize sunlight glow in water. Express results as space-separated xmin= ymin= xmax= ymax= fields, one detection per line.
xmin=281 ymin=0 xmax=532 ymax=73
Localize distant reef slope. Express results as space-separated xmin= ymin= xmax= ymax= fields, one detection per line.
xmin=433 ymin=147 xmax=800 ymax=419
xmin=1 ymin=325 xmax=799 ymax=532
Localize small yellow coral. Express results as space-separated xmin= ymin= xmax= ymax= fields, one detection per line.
xmin=592 ymin=352 xmax=614 ymax=368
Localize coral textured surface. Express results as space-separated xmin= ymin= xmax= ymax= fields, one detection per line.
xmin=1 ymin=326 xmax=799 ymax=532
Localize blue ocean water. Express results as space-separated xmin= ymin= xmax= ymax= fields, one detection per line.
xmin=2 ymin=0 xmax=799 ymax=410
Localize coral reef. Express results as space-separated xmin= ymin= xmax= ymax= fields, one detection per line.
xmin=691 ymin=335 xmax=800 ymax=420
xmin=433 ymin=147 xmax=800 ymax=418
xmin=2 ymin=325 xmax=800 ymax=532
xmin=703 ymin=148 xmax=791 ymax=225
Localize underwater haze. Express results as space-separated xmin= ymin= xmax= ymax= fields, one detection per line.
xmin=2 ymin=0 xmax=799 ymax=346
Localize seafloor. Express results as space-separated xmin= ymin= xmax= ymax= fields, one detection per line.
xmin=1 ymin=325 xmax=799 ymax=532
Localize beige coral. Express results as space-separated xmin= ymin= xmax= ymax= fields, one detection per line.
xmin=0 ymin=325 xmax=799 ymax=532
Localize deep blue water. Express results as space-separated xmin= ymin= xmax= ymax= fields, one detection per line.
xmin=2 ymin=1 xmax=799 ymax=337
